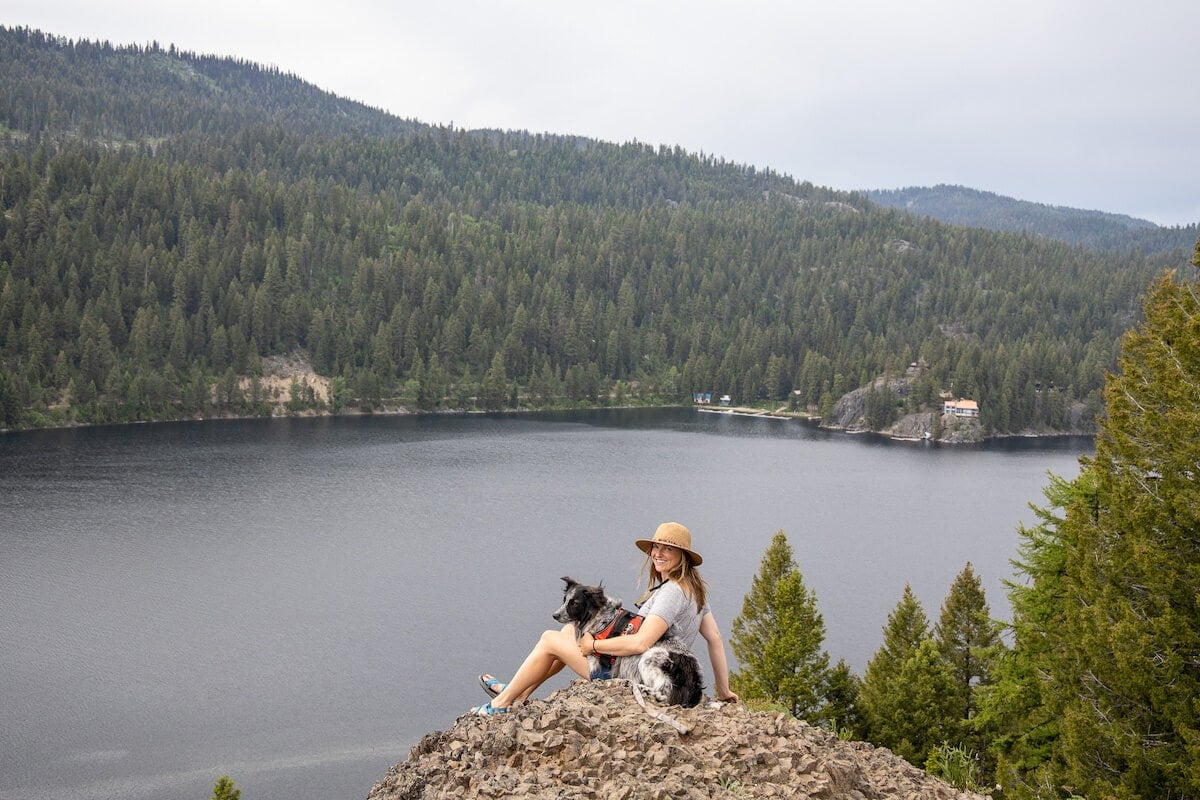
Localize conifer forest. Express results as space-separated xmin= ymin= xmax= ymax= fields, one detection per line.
xmin=2 ymin=27 xmax=1195 ymax=432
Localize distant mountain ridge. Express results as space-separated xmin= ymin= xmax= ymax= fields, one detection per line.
xmin=0 ymin=26 xmax=423 ymax=141
xmin=866 ymin=184 xmax=1196 ymax=253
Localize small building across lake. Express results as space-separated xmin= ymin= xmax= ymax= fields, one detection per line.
xmin=943 ymin=398 xmax=980 ymax=418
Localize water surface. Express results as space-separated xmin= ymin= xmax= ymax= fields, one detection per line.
xmin=0 ymin=410 xmax=1089 ymax=800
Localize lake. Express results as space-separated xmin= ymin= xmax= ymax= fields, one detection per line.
xmin=0 ymin=409 xmax=1090 ymax=800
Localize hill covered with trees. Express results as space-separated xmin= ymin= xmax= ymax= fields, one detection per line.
xmin=1 ymin=25 xmax=1195 ymax=434
xmin=866 ymin=184 xmax=1198 ymax=253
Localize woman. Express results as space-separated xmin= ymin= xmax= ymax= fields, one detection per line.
xmin=473 ymin=521 xmax=739 ymax=714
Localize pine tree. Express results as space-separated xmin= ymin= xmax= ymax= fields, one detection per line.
xmin=976 ymin=470 xmax=1095 ymax=797
xmin=886 ymin=638 xmax=958 ymax=766
xmin=0 ymin=369 xmax=20 ymax=427
xmin=210 ymin=775 xmax=240 ymax=800
xmin=730 ymin=531 xmax=831 ymax=720
xmin=934 ymin=563 xmax=1002 ymax=724
xmin=482 ymin=351 xmax=507 ymax=411
xmin=861 ymin=585 xmax=929 ymax=705
xmin=1055 ymin=269 xmax=1200 ymax=799
xmin=860 ymin=586 xmax=959 ymax=766
xmin=934 ymin=563 xmax=1003 ymax=781
xmin=823 ymin=658 xmax=864 ymax=738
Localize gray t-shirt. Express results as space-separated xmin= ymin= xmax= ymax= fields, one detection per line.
xmin=636 ymin=581 xmax=709 ymax=648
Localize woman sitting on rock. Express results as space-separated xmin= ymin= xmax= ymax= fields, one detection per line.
xmin=472 ymin=521 xmax=739 ymax=715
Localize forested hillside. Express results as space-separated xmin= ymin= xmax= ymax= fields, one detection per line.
xmin=1 ymin=26 xmax=1194 ymax=432
xmin=867 ymin=184 xmax=1198 ymax=253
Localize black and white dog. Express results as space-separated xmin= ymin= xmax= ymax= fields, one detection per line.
xmin=553 ymin=576 xmax=704 ymax=708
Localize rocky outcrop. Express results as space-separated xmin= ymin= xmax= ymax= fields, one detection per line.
xmin=887 ymin=411 xmax=985 ymax=444
xmin=822 ymin=377 xmax=910 ymax=434
xmin=237 ymin=351 xmax=331 ymax=410
xmin=820 ymin=376 xmax=988 ymax=443
xmin=887 ymin=411 xmax=938 ymax=441
xmin=367 ymin=681 xmax=986 ymax=800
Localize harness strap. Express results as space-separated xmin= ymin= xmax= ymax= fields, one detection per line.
xmin=594 ymin=610 xmax=644 ymax=669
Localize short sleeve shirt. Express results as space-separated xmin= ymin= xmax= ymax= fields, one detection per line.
xmin=636 ymin=581 xmax=709 ymax=648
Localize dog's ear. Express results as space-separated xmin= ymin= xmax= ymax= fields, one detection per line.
xmin=561 ymin=576 xmax=576 ymax=587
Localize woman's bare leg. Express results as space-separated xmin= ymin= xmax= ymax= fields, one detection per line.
xmin=512 ymin=659 xmax=564 ymax=703
xmin=489 ymin=626 xmax=589 ymax=709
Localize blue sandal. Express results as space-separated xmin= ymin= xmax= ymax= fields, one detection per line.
xmin=478 ymin=674 xmax=505 ymax=698
xmin=470 ymin=701 xmax=509 ymax=716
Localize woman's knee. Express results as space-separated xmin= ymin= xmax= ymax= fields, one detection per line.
xmin=537 ymin=628 xmax=572 ymax=652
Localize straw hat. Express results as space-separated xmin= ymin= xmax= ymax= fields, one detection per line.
xmin=635 ymin=522 xmax=703 ymax=566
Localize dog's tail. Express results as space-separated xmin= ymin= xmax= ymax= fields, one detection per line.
xmin=664 ymin=654 xmax=704 ymax=708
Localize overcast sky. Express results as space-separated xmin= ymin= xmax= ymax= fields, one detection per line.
xmin=7 ymin=1 xmax=1199 ymax=226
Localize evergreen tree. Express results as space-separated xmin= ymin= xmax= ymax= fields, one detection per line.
xmin=210 ymin=775 xmax=240 ymax=800
xmin=859 ymin=583 xmax=960 ymax=767
xmin=328 ymin=375 xmax=349 ymax=413
xmin=482 ymin=351 xmax=507 ymax=411
xmin=0 ymin=369 xmax=19 ymax=426
xmin=977 ymin=470 xmax=1097 ymax=798
xmin=860 ymin=586 xmax=932 ymax=748
xmin=823 ymin=658 xmax=865 ymax=738
xmin=1055 ymin=269 xmax=1200 ymax=799
xmin=934 ymin=563 xmax=1002 ymax=726
xmin=861 ymin=585 xmax=929 ymax=699
xmin=934 ymin=563 xmax=1004 ymax=780
xmin=885 ymin=637 xmax=959 ymax=766
xmin=730 ymin=531 xmax=832 ymax=720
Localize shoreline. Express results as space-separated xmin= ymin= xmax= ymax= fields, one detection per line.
xmin=1 ymin=401 xmax=1095 ymax=442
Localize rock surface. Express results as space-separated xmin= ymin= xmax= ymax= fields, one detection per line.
xmin=821 ymin=376 xmax=987 ymax=443
xmin=367 ymin=681 xmax=986 ymax=800
xmin=822 ymin=376 xmax=904 ymax=433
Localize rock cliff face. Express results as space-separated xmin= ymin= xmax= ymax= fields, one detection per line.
xmin=822 ymin=377 xmax=904 ymax=433
xmin=821 ymin=377 xmax=986 ymax=443
xmin=368 ymin=681 xmax=986 ymax=800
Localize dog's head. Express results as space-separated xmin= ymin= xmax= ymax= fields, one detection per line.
xmin=553 ymin=576 xmax=610 ymax=627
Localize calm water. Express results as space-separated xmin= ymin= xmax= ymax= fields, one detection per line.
xmin=0 ymin=409 xmax=1089 ymax=800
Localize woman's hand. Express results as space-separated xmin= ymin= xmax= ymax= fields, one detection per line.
xmin=578 ymin=633 xmax=594 ymax=657
xmin=715 ymin=688 xmax=740 ymax=703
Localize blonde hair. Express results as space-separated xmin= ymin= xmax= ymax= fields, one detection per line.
xmin=639 ymin=550 xmax=707 ymax=613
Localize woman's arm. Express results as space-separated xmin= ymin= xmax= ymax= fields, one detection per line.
xmin=699 ymin=612 xmax=739 ymax=702
xmin=579 ymin=614 xmax=668 ymax=658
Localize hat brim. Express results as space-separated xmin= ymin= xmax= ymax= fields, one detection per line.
xmin=635 ymin=538 xmax=703 ymax=566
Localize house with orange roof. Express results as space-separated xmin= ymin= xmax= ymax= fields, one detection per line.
xmin=943 ymin=398 xmax=980 ymax=418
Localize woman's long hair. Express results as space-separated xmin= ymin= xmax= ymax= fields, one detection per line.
xmin=640 ymin=551 xmax=707 ymax=613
